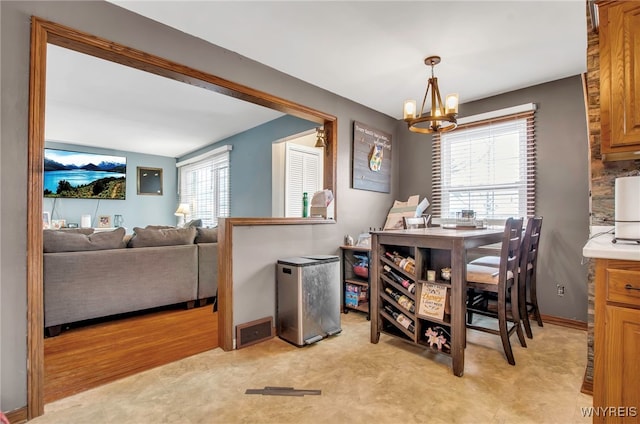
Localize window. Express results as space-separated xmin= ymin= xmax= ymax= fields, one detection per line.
xmin=177 ymin=145 xmax=231 ymax=227
xmin=432 ymin=104 xmax=536 ymax=222
xmin=285 ymin=142 xmax=322 ymax=217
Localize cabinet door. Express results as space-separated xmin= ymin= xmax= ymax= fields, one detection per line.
xmin=604 ymin=305 xmax=640 ymax=423
xmin=600 ymin=2 xmax=640 ymax=155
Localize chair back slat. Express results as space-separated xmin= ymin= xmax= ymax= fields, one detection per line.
xmin=499 ymin=217 xmax=524 ymax=285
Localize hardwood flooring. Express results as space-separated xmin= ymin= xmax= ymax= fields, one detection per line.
xmin=44 ymin=304 xmax=218 ymax=404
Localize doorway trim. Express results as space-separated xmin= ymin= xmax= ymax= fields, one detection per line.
xmin=27 ymin=16 xmax=337 ymax=419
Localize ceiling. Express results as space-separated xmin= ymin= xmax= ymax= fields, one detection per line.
xmin=46 ymin=1 xmax=588 ymax=157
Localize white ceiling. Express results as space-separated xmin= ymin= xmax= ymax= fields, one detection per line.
xmin=46 ymin=1 xmax=588 ymax=157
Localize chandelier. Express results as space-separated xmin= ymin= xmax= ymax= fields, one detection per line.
xmin=403 ymin=56 xmax=459 ymax=134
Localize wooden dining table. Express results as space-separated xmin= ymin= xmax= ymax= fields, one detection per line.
xmin=369 ymin=226 xmax=504 ymax=377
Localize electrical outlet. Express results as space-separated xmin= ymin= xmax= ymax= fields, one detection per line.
xmin=557 ymin=284 xmax=565 ymax=296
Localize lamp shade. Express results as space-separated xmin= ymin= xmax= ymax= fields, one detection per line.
xmin=174 ymin=203 xmax=190 ymax=216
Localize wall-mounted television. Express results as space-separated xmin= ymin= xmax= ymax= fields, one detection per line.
xmin=44 ymin=148 xmax=126 ymax=199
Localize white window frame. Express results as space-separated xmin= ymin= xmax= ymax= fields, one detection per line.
xmin=176 ymin=145 xmax=231 ymax=227
xmin=432 ymin=104 xmax=536 ymax=225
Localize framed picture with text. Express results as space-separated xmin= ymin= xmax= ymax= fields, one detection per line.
xmin=352 ymin=121 xmax=392 ymax=193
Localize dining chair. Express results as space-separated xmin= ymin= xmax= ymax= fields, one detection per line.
xmin=469 ymin=216 xmax=544 ymax=338
xmin=466 ymin=217 xmax=526 ymax=365
xmin=402 ymin=215 xmax=431 ymax=229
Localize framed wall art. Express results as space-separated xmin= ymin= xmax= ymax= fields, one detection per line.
xmin=352 ymin=121 xmax=392 ymax=193
xmin=137 ymin=166 xmax=163 ymax=196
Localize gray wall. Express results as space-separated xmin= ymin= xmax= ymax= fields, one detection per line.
xmin=44 ymin=142 xmax=177 ymax=230
xmin=0 ymin=0 xmax=398 ymax=412
xmin=398 ymin=76 xmax=591 ymax=322
xmin=178 ymin=115 xmax=317 ymax=217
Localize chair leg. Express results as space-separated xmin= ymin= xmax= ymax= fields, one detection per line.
xmin=511 ymin=286 xmax=527 ymax=348
xmin=497 ymin=296 xmax=515 ymax=366
xmin=529 ymin=274 xmax=543 ymax=327
xmin=521 ymin=272 xmax=534 ymax=339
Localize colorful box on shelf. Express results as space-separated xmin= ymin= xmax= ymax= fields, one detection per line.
xmin=345 ymin=283 xmax=368 ymax=306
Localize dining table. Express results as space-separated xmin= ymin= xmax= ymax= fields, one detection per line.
xmin=369 ymin=226 xmax=504 ymax=376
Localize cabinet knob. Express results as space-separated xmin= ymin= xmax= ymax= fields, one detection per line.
xmin=624 ymin=284 xmax=640 ymax=291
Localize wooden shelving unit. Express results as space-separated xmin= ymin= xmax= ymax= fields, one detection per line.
xmin=376 ymin=244 xmax=453 ymax=355
xmin=340 ymin=245 xmax=371 ymax=319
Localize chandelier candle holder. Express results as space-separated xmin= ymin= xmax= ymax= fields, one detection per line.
xmin=403 ymin=55 xmax=459 ymax=134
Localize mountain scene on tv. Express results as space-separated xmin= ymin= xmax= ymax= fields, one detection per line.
xmin=44 ymin=148 xmax=126 ymax=199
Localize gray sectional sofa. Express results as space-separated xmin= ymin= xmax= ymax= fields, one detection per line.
xmin=43 ymin=225 xmax=218 ymax=336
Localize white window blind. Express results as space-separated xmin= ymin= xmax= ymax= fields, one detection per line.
xmin=177 ymin=147 xmax=230 ymax=227
xmin=432 ymin=108 xmax=536 ymax=222
xmin=284 ymin=142 xmax=321 ymax=217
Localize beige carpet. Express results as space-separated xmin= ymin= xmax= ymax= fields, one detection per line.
xmin=32 ymin=312 xmax=592 ymax=424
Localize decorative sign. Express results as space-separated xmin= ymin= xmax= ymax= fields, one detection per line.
xmin=418 ymin=283 xmax=448 ymax=320
xmin=352 ymin=121 xmax=392 ymax=193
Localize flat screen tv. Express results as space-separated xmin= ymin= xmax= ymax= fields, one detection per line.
xmin=44 ymin=148 xmax=126 ymax=199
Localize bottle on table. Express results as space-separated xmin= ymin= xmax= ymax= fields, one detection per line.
xmin=302 ymin=192 xmax=309 ymax=217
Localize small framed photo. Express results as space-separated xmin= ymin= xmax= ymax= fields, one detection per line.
xmin=98 ymin=215 xmax=112 ymax=228
xmin=51 ymin=219 xmax=66 ymax=230
xmin=43 ymin=211 xmax=51 ymax=229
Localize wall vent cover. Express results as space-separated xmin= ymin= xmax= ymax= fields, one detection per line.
xmin=236 ymin=316 xmax=274 ymax=349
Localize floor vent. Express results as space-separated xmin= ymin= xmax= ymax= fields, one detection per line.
xmin=236 ymin=316 xmax=274 ymax=349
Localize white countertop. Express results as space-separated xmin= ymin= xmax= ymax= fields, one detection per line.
xmin=582 ymin=226 xmax=640 ymax=261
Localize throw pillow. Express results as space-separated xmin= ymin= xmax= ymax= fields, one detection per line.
xmin=128 ymin=226 xmax=196 ymax=248
xmin=43 ymin=227 xmax=126 ymax=253
xmin=195 ymin=226 xmax=218 ymax=244
xmin=185 ymin=219 xmax=203 ymax=228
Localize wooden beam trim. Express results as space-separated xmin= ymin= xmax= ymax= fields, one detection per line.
xmin=27 ymin=16 xmax=47 ymax=420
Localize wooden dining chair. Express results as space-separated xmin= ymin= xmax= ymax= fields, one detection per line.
xmin=402 ymin=215 xmax=431 ymax=229
xmin=466 ymin=217 xmax=526 ymax=365
xmin=469 ymin=216 xmax=544 ymax=338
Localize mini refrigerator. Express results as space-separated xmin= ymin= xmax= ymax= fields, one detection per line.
xmin=276 ymin=255 xmax=342 ymax=346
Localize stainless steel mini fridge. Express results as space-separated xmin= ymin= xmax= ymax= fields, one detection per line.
xmin=276 ymin=255 xmax=342 ymax=346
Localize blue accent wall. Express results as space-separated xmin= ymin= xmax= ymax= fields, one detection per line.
xmin=44 ymin=142 xmax=177 ymax=231
xmin=178 ymin=115 xmax=317 ymax=217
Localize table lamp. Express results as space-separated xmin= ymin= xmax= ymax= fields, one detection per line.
xmin=174 ymin=203 xmax=190 ymax=227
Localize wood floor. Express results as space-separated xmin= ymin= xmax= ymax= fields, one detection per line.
xmin=44 ymin=304 xmax=218 ymax=404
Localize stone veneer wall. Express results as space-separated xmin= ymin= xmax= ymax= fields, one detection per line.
xmin=584 ymin=1 xmax=640 ymax=388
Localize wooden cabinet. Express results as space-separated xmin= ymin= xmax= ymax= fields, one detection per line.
xmin=593 ymin=259 xmax=640 ymax=423
xmin=340 ymin=245 xmax=371 ymax=319
xmin=599 ymin=1 xmax=640 ymax=160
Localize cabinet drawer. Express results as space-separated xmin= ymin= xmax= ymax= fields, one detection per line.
xmin=606 ymin=268 xmax=640 ymax=307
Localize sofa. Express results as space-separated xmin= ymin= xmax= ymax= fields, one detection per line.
xmin=43 ymin=225 xmax=218 ymax=336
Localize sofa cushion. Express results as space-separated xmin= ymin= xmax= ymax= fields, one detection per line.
xmin=128 ymin=226 xmax=196 ymax=248
xmin=195 ymin=227 xmax=218 ymax=244
xmin=145 ymin=225 xmax=175 ymax=230
xmin=54 ymin=228 xmax=95 ymax=235
xmin=44 ymin=227 xmax=125 ymax=253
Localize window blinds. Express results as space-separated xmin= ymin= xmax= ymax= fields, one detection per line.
xmin=178 ymin=148 xmax=230 ymax=227
xmin=432 ymin=109 xmax=536 ymax=221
